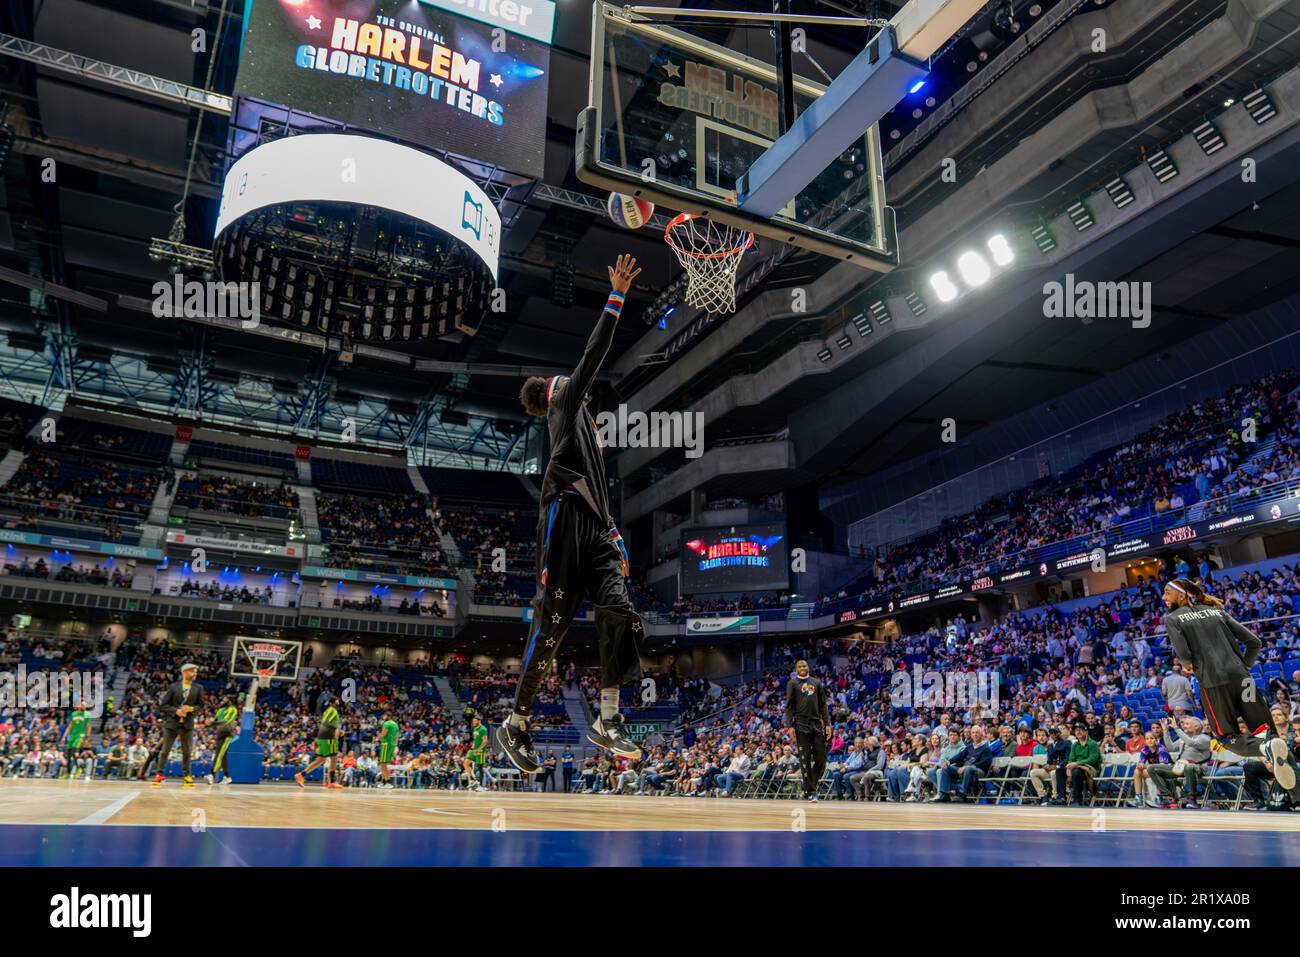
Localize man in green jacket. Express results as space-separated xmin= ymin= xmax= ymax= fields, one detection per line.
xmin=1064 ymin=721 xmax=1102 ymax=806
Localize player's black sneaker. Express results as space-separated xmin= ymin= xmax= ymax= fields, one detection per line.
xmin=588 ymin=715 xmax=643 ymax=760
xmin=496 ymin=722 xmax=541 ymax=774
xmin=1264 ymin=736 xmax=1296 ymax=791
xmin=1217 ymin=732 xmax=1265 ymax=760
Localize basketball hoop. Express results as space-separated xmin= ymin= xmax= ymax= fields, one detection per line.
xmin=254 ymin=665 xmax=276 ymax=690
xmin=664 ymin=213 xmax=753 ymax=315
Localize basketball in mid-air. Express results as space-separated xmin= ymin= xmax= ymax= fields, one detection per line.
xmin=607 ymin=192 xmax=654 ymax=229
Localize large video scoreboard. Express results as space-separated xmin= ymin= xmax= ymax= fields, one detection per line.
xmin=679 ymin=523 xmax=789 ymax=596
xmin=235 ymin=0 xmax=555 ymax=177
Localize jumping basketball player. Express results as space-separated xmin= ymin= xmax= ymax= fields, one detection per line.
xmin=296 ymin=694 xmax=344 ymax=790
xmin=496 ymin=254 xmax=646 ymax=774
xmin=1162 ymin=577 xmax=1298 ymax=791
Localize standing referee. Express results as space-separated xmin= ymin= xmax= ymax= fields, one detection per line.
xmin=785 ymin=659 xmax=831 ymax=802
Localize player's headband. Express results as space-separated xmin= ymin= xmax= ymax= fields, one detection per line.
xmin=1167 ymin=582 xmax=1188 ymax=597
xmin=546 ymin=375 xmax=568 ymax=406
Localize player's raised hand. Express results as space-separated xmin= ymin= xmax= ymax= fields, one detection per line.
xmin=609 ymin=254 xmax=641 ymax=295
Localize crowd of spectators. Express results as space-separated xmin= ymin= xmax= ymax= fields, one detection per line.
xmin=166 ymin=579 xmax=278 ymax=605
xmin=630 ymin=566 xmax=1300 ymax=808
xmin=2 ymin=450 xmax=161 ymax=531
xmin=2 ymin=558 xmax=134 ymax=588
xmin=173 ymin=474 xmax=298 ymax=520
xmin=317 ymin=492 xmax=450 ymax=575
xmin=331 ymin=593 xmax=447 ymax=617
xmin=831 ymin=371 xmax=1300 ymax=603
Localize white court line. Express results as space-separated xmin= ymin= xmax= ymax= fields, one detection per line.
xmin=74 ymin=789 xmax=140 ymax=826
xmin=420 ymin=807 xmax=466 ymax=816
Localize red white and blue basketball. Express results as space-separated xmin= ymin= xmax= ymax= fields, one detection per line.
xmin=607 ymin=192 xmax=654 ymax=229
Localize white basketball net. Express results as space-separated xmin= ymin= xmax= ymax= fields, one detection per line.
xmin=253 ymin=655 xmax=282 ymax=689
xmin=664 ymin=214 xmax=754 ymax=315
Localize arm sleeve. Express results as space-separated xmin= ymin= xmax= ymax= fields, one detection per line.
xmin=559 ymin=292 xmax=624 ymax=416
xmin=784 ymin=679 xmax=796 ymax=727
xmin=1163 ymin=615 xmax=1196 ymax=673
xmin=1224 ymin=615 xmax=1262 ymax=668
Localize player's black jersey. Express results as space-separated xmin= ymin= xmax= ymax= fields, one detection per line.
xmin=538 ymin=292 xmax=624 ymax=527
xmin=785 ymin=673 xmax=831 ymax=732
xmin=1164 ymin=602 xmax=1261 ymax=687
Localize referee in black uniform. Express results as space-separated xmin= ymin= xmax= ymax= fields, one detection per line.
xmin=785 ymin=659 xmax=832 ymax=801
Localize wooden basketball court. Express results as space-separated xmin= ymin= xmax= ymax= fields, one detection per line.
xmin=3 ymin=778 xmax=1299 ymax=866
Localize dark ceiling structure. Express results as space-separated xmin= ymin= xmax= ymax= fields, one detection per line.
xmin=0 ymin=0 xmax=1296 ymax=497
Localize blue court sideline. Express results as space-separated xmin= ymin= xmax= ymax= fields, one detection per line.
xmin=4 ymin=824 xmax=1299 ymax=867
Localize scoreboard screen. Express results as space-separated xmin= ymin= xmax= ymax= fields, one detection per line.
xmin=679 ymin=523 xmax=789 ymax=595
xmin=235 ymin=0 xmax=554 ymax=177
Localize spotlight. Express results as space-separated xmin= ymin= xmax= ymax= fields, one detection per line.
xmin=1066 ymin=200 xmax=1095 ymax=232
xmin=986 ymin=234 xmax=1015 ymax=267
xmin=1146 ymin=149 xmax=1178 ymax=183
xmin=1030 ymin=224 xmax=1057 ymax=254
xmin=1104 ymin=177 xmax=1135 ymax=209
xmin=956 ymin=251 xmax=991 ymax=287
xmin=1242 ymin=89 xmax=1276 ymax=124
xmin=930 ymin=271 xmax=959 ymax=302
xmin=1192 ymin=120 xmax=1225 ymax=156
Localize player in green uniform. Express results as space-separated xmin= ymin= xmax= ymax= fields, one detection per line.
xmin=376 ymin=711 xmax=400 ymax=789
xmin=462 ymin=715 xmax=490 ymax=792
xmin=206 ymin=696 xmax=240 ymax=786
xmin=296 ymin=695 xmax=345 ymax=790
xmin=61 ymin=701 xmax=91 ymax=779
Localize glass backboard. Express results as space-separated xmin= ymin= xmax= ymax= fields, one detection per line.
xmin=576 ymin=2 xmax=897 ymax=269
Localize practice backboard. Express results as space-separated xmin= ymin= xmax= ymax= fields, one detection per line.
xmin=576 ymin=2 xmax=898 ymax=269
xmin=230 ymin=636 xmax=302 ymax=685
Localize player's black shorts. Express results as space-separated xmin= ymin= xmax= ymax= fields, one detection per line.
xmin=1200 ymin=679 xmax=1270 ymax=738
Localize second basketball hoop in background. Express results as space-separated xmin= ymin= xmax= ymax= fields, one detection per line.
xmin=607 ymin=192 xmax=654 ymax=229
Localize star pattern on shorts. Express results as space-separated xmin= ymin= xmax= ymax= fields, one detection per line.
xmin=551 ymin=613 xmax=561 ymax=624
xmin=553 ymin=588 xmax=564 ymax=599
xmin=545 ymin=636 xmax=557 ymax=648
xmin=632 ymin=619 xmax=642 ymax=632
